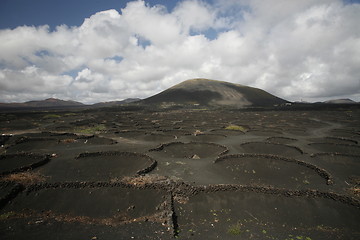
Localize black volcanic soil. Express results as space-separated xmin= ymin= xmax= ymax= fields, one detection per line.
xmin=213 ymin=154 xmax=327 ymax=188
xmin=0 ymin=106 xmax=360 ymax=239
xmin=176 ymin=191 xmax=360 ymax=240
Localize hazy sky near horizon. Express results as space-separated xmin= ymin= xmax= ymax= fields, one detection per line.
xmin=0 ymin=0 xmax=359 ymax=103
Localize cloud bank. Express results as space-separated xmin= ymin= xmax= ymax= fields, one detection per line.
xmin=0 ymin=0 xmax=359 ymax=103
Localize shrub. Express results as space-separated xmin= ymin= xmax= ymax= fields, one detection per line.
xmin=43 ymin=114 xmax=61 ymax=119
xmin=227 ymin=223 xmax=242 ymax=235
xmin=77 ymin=124 xmax=106 ymax=134
xmin=225 ymin=125 xmax=247 ymax=132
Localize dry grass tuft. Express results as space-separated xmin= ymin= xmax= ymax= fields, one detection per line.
xmin=120 ymin=174 xmax=168 ymax=186
xmin=174 ymin=195 xmax=189 ymax=204
xmin=2 ymin=171 xmax=47 ymax=185
xmin=349 ymin=187 xmax=360 ymax=197
xmin=59 ymin=138 xmax=78 ymax=144
xmin=5 ymin=209 xmax=167 ymax=227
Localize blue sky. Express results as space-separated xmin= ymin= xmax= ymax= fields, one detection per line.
xmin=0 ymin=0 xmax=360 ymax=103
xmin=0 ymin=0 xmax=179 ymax=29
xmin=1 ymin=0 xmax=358 ymax=30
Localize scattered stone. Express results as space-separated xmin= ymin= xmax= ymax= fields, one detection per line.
xmin=191 ymin=154 xmax=200 ymax=159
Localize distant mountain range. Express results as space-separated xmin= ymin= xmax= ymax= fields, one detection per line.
xmin=0 ymin=79 xmax=358 ymax=110
xmin=0 ymin=98 xmax=140 ymax=109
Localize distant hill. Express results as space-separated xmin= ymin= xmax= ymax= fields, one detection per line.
xmin=324 ymin=98 xmax=357 ymax=104
xmin=142 ymin=78 xmax=288 ymax=108
xmin=91 ymin=98 xmax=141 ymax=108
xmin=0 ymin=98 xmax=84 ymax=109
xmin=26 ymin=98 xmax=84 ymax=107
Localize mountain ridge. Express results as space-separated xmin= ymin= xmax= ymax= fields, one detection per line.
xmin=0 ymin=98 xmax=84 ymax=108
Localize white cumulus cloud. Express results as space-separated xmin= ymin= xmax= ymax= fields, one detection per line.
xmin=0 ymin=0 xmax=359 ymax=103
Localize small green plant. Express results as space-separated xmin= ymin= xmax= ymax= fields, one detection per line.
xmin=303 ymin=179 xmax=310 ymax=184
xmin=0 ymin=211 xmax=15 ymax=220
xmin=285 ymin=235 xmax=312 ymax=240
xmin=225 ymin=125 xmax=247 ymax=132
xmin=43 ymin=114 xmax=61 ymax=119
xmin=77 ymin=124 xmax=106 ymax=134
xmin=227 ymin=223 xmax=242 ymax=235
xmin=64 ymin=113 xmax=77 ymax=116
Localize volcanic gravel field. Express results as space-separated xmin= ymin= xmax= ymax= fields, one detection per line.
xmin=0 ymin=107 xmax=359 ymax=239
